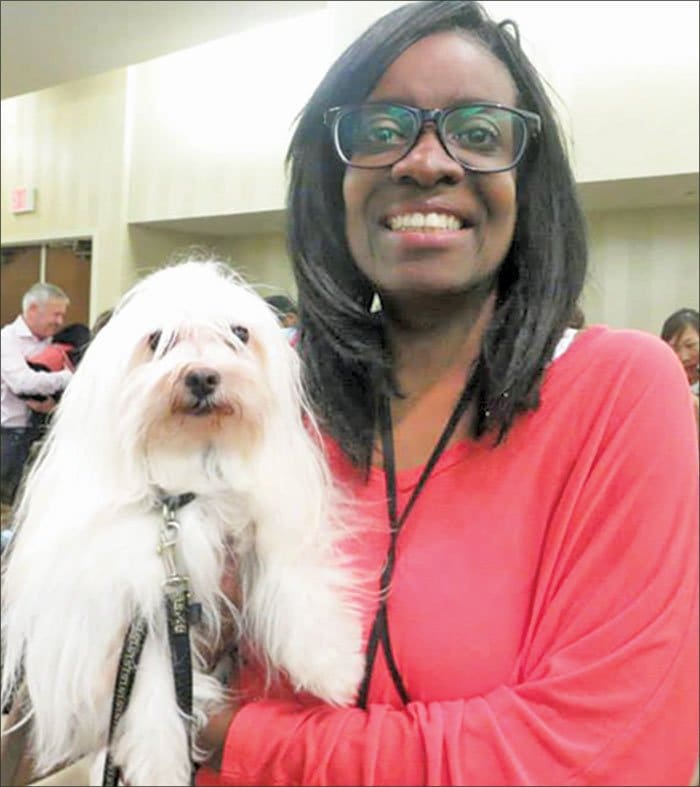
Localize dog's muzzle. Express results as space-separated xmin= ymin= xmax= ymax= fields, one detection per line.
xmin=185 ymin=368 xmax=220 ymax=400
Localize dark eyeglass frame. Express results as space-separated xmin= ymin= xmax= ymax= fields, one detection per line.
xmin=323 ymin=101 xmax=542 ymax=173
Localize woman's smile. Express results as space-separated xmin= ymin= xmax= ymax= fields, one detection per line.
xmin=377 ymin=199 xmax=480 ymax=256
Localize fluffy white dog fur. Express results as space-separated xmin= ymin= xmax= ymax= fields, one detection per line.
xmin=1 ymin=261 xmax=365 ymax=785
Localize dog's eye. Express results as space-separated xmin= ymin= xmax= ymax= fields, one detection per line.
xmin=231 ymin=325 xmax=249 ymax=344
xmin=148 ymin=331 xmax=162 ymax=352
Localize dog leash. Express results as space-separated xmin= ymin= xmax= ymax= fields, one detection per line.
xmin=102 ymin=492 xmax=198 ymax=787
xmin=160 ymin=493 xmax=199 ymax=787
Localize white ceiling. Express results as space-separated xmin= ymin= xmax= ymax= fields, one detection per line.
xmin=1 ymin=0 xmax=326 ymax=100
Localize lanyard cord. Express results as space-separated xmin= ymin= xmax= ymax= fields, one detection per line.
xmin=356 ymin=378 xmax=474 ymax=709
xmin=101 ymin=600 xmax=195 ymax=787
xmin=102 ymin=617 xmax=149 ymax=787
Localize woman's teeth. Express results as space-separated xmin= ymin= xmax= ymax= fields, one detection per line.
xmin=387 ymin=212 xmax=463 ymax=231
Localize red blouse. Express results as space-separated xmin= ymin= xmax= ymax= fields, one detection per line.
xmin=198 ymin=326 xmax=699 ymax=786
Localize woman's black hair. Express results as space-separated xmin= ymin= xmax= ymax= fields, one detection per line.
xmin=53 ymin=322 xmax=92 ymax=366
xmin=286 ymin=0 xmax=588 ymax=470
xmin=53 ymin=323 xmax=91 ymax=348
xmin=661 ymin=308 xmax=700 ymax=343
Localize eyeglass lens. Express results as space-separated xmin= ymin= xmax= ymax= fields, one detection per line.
xmin=336 ymin=104 xmax=527 ymax=171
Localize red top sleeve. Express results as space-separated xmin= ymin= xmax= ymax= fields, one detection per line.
xmin=197 ymin=326 xmax=699 ymax=786
xmin=26 ymin=342 xmax=73 ymax=372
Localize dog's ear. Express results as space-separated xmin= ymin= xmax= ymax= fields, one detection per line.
xmin=246 ymin=328 xmax=335 ymax=545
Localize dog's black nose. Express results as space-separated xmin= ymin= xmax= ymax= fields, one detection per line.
xmin=185 ymin=368 xmax=220 ymax=399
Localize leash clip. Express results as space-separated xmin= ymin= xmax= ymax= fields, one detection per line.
xmin=158 ymin=501 xmax=189 ymax=591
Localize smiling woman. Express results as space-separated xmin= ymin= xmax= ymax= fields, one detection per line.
xmin=195 ymin=2 xmax=699 ymax=786
xmin=662 ymin=307 xmax=700 ymax=390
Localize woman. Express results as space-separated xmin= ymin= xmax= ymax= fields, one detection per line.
xmin=661 ymin=308 xmax=699 ymax=426
xmin=198 ymin=2 xmax=698 ymax=784
xmin=662 ymin=308 xmax=699 ymax=392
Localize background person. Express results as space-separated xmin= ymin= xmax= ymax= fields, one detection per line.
xmin=24 ymin=322 xmax=92 ymax=378
xmin=193 ymin=2 xmax=698 ymax=784
xmin=91 ymin=307 xmax=114 ymax=338
xmin=0 ymin=282 xmax=73 ymax=506
xmin=20 ymin=322 xmax=91 ymax=439
xmin=661 ymin=307 xmax=699 ymax=426
xmin=661 ymin=307 xmax=699 ymax=393
xmin=265 ymin=294 xmax=300 ymax=343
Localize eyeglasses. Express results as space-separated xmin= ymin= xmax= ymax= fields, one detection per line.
xmin=323 ymin=102 xmax=541 ymax=173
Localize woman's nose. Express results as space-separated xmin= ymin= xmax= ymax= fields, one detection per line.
xmin=390 ymin=127 xmax=464 ymax=188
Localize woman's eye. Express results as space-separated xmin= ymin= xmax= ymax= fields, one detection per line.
xmin=148 ymin=331 xmax=162 ymax=352
xmin=368 ymin=125 xmax=401 ymax=144
xmin=231 ymin=325 xmax=249 ymax=344
xmin=356 ymin=120 xmax=406 ymax=150
xmin=454 ymin=124 xmax=499 ymax=149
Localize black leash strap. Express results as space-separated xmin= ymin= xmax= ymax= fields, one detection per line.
xmin=165 ymin=583 xmax=196 ymax=786
xmin=101 ymin=491 xmax=197 ymax=787
xmin=166 ymin=588 xmax=194 ymax=718
xmin=102 ymin=617 xmax=148 ymax=787
xmin=357 ymin=381 xmax=474 ymax=709
xmin=159 ymin=492 xmax=197 ymax=787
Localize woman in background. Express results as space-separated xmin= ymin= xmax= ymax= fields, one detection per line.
xmin=662 ymin=307 xmax=699 ymax=425
xmin=662 ymin=307 xmax=699 ymax=392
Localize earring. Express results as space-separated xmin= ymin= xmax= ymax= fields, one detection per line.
xmin=369 ymin=292 xmax=382 ymax=314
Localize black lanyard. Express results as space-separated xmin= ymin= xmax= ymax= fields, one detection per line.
xmin=102 ymin=617 xmax=149 ymax=787
xmin=356 ymin=380 xmax=474 ymax=709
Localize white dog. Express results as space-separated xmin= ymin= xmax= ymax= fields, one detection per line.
xmin=1 ymin=261 xmax=365 ymax=786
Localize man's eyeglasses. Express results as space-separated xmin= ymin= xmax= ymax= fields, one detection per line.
xmin=323 ymin=102 xmax=541 ymax=173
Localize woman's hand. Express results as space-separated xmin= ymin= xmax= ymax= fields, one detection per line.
xmin=198 ymin=704 xmax=240 ymax=772
xmin=25 ymin=397 xmax=56 ymax=414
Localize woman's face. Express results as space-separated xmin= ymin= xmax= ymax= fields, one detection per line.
xmin=668 ymin=325 xmax=700 ymax=385
xmin=343 ymin=32 xmax=519 ymax=303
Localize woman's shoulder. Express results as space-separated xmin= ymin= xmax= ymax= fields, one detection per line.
xmin=554 ymin=324 xmax=683 ymax=383
xmin=541 ymin=324 xmax=694 ymax=436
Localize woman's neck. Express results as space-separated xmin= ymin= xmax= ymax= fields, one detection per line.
xmin=385 ymin=288 xmax=496 ymax=404
xmin=373 ymin=287 xmax=496 ymax=471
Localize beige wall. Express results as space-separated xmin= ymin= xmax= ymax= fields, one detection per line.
xmin=126 ymin=225 xmax=229 ymax=282
xmin=126 ymin=226 xmax=295 ymax=300
xmin=583 ymin=205 xmax=700 ymax=333
xmin=218 ymin=233 xmax=295 ymax=299
xmin=1 ymin=69 xmax=131 ymax=318
xmin=126 ymin=9 xmax=334 ymax=224
xmin=481 ymin=0 xmax=700 ymax=182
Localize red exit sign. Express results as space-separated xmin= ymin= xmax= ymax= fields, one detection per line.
xmin=10 ymin=187 xmax=36 ymax=213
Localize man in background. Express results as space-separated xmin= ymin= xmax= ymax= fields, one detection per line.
xmin=1 ymin=282 xmax=73 ymax=506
